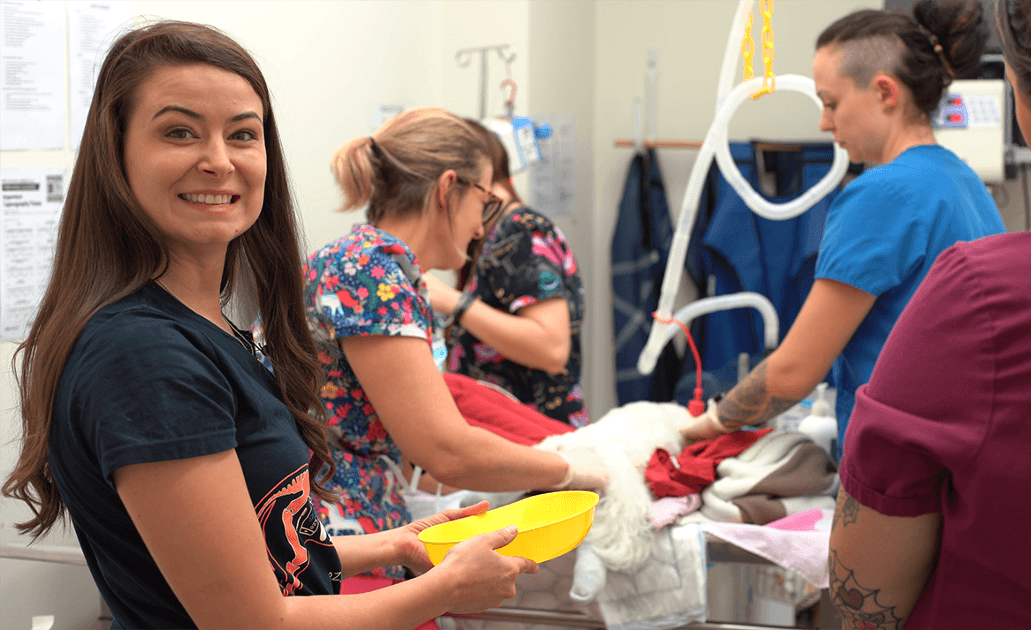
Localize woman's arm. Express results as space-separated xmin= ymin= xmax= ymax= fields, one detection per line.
xmin=828 ymin=487 xmax=940 ymax=628
xmin=716 ymin=278 xmax=876 ymax=430
xmin=336 ymin=501 xmax=495 ymax=577
xmin=115 ymin=452 xmax=536 ymax=629
xmin=425 ymin=273 xmax=570 ymax=374
xmin=340 ymin=334 xmax=575 ymax=491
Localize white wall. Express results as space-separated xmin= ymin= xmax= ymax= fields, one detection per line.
xmin=3 ymin=0 xmax=1027 ymax=627
xmin=525 ymin=0 xmax=597 ymax=409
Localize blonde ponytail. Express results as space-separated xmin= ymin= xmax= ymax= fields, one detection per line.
xmin=330 ymin=108 xmax=490 ymax=224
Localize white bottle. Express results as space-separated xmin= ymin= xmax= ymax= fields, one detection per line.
xmin=798 ymin=383 xmax=837 ymax=459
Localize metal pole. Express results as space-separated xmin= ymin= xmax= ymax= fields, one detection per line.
xmin=455 ymin=45 xmax=516 ymax=119
xmin=479 ymin=49 xmax=488 ymax=119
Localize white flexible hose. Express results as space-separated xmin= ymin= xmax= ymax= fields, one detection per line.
xmin=636 ymin=76 xmax=847 ymax=375
xmin=637 ymin=292 xmax=779 ymax=376
xmin=715 ymin=0 xmax=755 ymax=115
xmin=636 ymin=0 xmax=848 ymax=376
xmin=714 ymin=75 xmax=849 ymax=220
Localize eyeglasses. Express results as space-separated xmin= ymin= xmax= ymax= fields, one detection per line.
xmin=456 ymin=176 xmax=504 ymax=224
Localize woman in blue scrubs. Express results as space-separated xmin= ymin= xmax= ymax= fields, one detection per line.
xmin=682 ymin=0 xmax=1005 ymax=459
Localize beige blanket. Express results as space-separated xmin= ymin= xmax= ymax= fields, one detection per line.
xmin=700 ymin=430 xmax=838 ymax=524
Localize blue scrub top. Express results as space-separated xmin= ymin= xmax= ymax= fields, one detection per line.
xmin=815 ymin=144 xmax=1005 ymax=454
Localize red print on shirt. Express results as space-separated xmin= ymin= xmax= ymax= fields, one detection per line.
xmin=255 ymin=465 xmax=333 ymax=595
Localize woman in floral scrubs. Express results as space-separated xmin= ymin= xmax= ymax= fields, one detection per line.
xmin=304 ymin=109 xmax=608 ymax=592
xmin=425 ymin=120 xmax=588 ymax=428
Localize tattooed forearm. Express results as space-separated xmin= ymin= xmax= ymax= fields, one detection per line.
xmin=829 ymin=548 xmax=905 ymax=629
xmin=833 ymin=489 xmax=860 ymax=531
xmin=716 ymin=362 xmax=798 ymax=429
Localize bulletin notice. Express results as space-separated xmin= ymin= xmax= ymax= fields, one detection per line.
xmin=0 ymin=168 xmax=63 ymax=341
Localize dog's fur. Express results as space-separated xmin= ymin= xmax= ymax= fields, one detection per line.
xmin=537 ymin=401 xmax=695 ymax=571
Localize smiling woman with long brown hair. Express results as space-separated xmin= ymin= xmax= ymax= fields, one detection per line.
xmin=2 ymin=20 xmax=538 ymax=630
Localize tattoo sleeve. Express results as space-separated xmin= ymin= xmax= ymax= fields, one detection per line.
xmin=716 ymin=361 xmax=798 ymax=429
xmin=829 ymin=548 xmax=906 ymax=629
xmin=833 ymin=489 xmax=860 ymax=531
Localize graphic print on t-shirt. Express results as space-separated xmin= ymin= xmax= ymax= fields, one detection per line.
xmin=256 ymin=464 xmax=336 ymax=595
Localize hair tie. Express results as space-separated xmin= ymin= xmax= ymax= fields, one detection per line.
xmin=363 ymin=136 xmax=426 ymax=188
xmin=367 ymin=136 xmax=387 ymax=165
xmin=924 ymin=30 xmax=956 ymax=78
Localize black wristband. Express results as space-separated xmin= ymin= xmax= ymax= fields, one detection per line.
xmin=444 ymin=292 xmax=478 ymax=328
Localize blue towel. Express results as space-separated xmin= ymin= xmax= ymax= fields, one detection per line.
xmin=611 ymin=149 xmax=680 ymax=404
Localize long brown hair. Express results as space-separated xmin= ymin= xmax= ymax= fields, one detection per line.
xmin=817 ymin=0 xmax=987 ymax=120
xmin=2 ymin=20 xmax=334 ymax=541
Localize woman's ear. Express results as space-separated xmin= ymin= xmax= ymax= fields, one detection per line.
xmin=873 ymin=74 xmax=900 ymax=111
xmin=435 ymin=169 xmax=457 ymax=212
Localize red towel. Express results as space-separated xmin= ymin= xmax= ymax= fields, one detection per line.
xmin=443 ymin=373 xmax=573 ymax=445
xmin=646 ymin=428 xmax=772 ymax=498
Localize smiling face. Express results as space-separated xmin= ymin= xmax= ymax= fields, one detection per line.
xmin=813 ymin=46 xmax=889 ymax=164
xmin=123 ymin=63 xmax=266 ymax=258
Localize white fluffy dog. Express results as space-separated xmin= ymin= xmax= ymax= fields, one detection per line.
xmin=536 ymin=401 xmax=695 ymax=571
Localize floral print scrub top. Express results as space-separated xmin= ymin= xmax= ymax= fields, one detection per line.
xmin=304 ymin=223 xmax=432 ymax=580
xmin=448 ymin=207 xmax=588 ymax=428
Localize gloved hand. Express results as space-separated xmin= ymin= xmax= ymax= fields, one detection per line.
xmin=679 ymin=397 xmax=734 ymax=442
xmin=543 ymin=447 xmax=609 ymax=491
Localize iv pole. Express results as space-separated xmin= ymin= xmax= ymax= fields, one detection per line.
xmin=455 ymin=44 xmax=517 ymax=119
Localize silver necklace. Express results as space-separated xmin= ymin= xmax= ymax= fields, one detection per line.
xmin=153 ymin=278 xmax=261 ymax=359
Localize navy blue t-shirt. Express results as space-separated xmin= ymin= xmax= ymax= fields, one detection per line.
xmin=49 ymin=284 xmax=341 ymax=629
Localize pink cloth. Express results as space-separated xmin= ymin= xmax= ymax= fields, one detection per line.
xmin=647 ymin=494 xmax=702 ymax=529
xmin=766 ymin=508 xmax=826 ymax=532
xmin=841 ymin=233 xmax=1031 ymax=628
xmin=702 ymin=509 xmax=834 ymax=588
xmin=443 ymin=373 xmax=574 ymax=445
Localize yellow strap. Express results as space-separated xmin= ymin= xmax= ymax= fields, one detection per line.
xmin=751 ymin=0 xmax=776 ymax=99
xmin=742 ymin=10 xmax=755 ymax=82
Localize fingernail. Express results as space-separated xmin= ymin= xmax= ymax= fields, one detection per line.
xmin=506 ymin=525 xmax=518 ymax=535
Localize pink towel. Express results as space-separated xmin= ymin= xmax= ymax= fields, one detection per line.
xmin=702 ymin=508 xmax=833 ymax=587
xmin=767 ymin=508 xmax=827 ymax=532
xmin=648 ymin=494 xmax=702 ymax=529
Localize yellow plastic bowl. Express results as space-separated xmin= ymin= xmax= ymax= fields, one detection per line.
xmin=418 ymin=490 xmax=599 ymax=565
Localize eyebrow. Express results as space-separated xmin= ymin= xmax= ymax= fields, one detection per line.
xmin=152 ymin=105 xmax=261 ymax=123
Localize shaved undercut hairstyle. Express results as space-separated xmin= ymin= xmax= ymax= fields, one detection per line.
xmin=817 ymin=0 xmax=988 ymax=120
